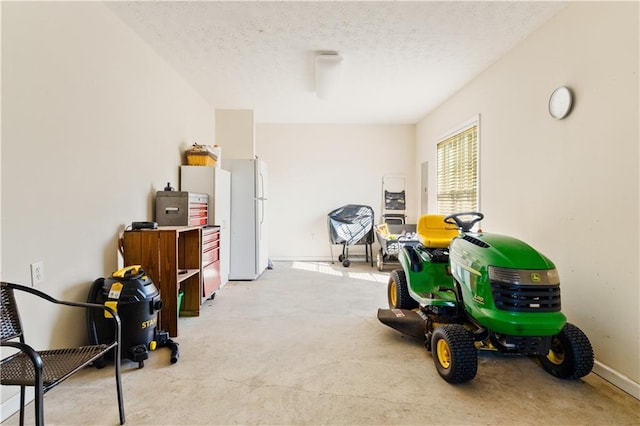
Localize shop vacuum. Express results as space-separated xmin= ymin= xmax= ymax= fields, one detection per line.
xmin=87 ymin=265 xmax=179 ymax=368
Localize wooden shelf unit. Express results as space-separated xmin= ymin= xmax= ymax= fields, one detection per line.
xmin=123 ymin=225 xmax=202 ymax=337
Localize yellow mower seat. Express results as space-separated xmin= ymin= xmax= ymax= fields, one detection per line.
xmin=417 ymin=214 xmax=459 ymax=248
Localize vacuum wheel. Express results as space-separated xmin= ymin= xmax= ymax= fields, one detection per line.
xmin=387 ymin=270 xmax=418 ymax=310
xmin=431 ymin=324 xmax=478 ymax=384
xmin=342 ymin=259 xmax=351 ymax=267
xmin=92 ymin=356 xmax=106 ymax=369
xmin=538 ymin=323 xmax=594 ymax=379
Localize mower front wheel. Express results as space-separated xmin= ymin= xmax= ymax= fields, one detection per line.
xmin=538 ymin=323 xmax=594 ymax=379
xmin=388 ymin=270 xmax=418 ymax=310
xmin=431 ymin=324 xmax=478 ymax=384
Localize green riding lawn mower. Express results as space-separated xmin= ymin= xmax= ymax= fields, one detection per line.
xmin=377 ymin=212 xmax=594 ymax=384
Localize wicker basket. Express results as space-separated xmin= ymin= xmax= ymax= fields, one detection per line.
xmin=186 ymin=149 xmax=217 ymax=167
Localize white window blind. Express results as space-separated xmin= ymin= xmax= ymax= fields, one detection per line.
xmin=437 ymin=123 xmax=478 ymax=215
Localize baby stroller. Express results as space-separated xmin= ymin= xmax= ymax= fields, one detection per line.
xmin=327 ymin=204 xmax=375 ymax=267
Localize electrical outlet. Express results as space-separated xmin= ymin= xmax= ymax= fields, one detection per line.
xmin=30 ymin=261 xmax=44 ymax=287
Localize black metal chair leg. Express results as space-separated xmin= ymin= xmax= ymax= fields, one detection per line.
xmin=19 ymin=385 xmax=25 ymax=426
xmin=34 ymin=358 xmax=44 ymax=426
xmin=114 ymin=316 xmax=125 ymax=425
xmin=34 ymin=388 xmax=44 ymax=426
xmin=115 ymin=357 xmax=125 ymax=424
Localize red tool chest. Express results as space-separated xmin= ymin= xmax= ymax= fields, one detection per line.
xmin=202 ymin=226 xmax=221 ymax=299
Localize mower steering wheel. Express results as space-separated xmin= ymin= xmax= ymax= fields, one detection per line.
xmin=444 ymin=212 xmax=484 ymax=232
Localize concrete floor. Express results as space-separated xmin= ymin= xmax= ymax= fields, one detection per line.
xmin=3 ymin=260 xmax=639 ymax=425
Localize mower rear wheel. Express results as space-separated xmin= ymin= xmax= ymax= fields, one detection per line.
xmin=388 ymin=269 xmax=418 ymax=310
xmin=431 ymin=324 xmax=478 ymax=384
xmin=538 ymin=323 xmax=594 ymax=379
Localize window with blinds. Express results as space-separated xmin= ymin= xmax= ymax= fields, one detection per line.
xmin=437 ymin=123 xmax=478 ymax=215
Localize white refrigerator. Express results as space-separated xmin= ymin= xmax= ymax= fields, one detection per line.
xmin=224 ymin=158 xmax=269 ymax=280
xmin=180 ymin=165 xmax=232 ymax=286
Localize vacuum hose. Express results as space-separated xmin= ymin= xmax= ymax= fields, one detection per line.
xmin=166 ymin=340 xmax=180 ymax=364
xmin=154 ymin=330 xmax=180 ymax=364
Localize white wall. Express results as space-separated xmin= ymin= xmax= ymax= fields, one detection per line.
xmin=216 ymin=109 xmax=255 ymax=159
xmin=256 ymin=123 xmax=415 ymax=261
xmin=416 ymin=2 xmax=639 ymax=394
xmin=1 ymin=1 xmax=214 ymax=408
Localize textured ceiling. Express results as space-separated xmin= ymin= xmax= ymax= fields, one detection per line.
xmin=106 ymin=1 xmax=567 ymax=124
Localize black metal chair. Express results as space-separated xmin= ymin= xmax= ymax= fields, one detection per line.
xmin=1 ymin=282 xmax=125 ymax=425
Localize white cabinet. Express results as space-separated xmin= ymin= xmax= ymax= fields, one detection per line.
xmin=180 ymin=166 xmax=231 ymax=287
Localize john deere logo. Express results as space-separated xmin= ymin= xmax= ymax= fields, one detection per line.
xmin=531 ymin=273 xmax=542 ymax=283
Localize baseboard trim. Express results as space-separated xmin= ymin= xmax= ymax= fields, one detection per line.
xmin=593 ymin=360 xmax=640 ymax=400
xmin=0 ymin=389 xmax=34 ymax=422
xmin=272 ymin=257 xmax=332 ymax=261
xmin=271 ymin=256 xmax=373 ymax=262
